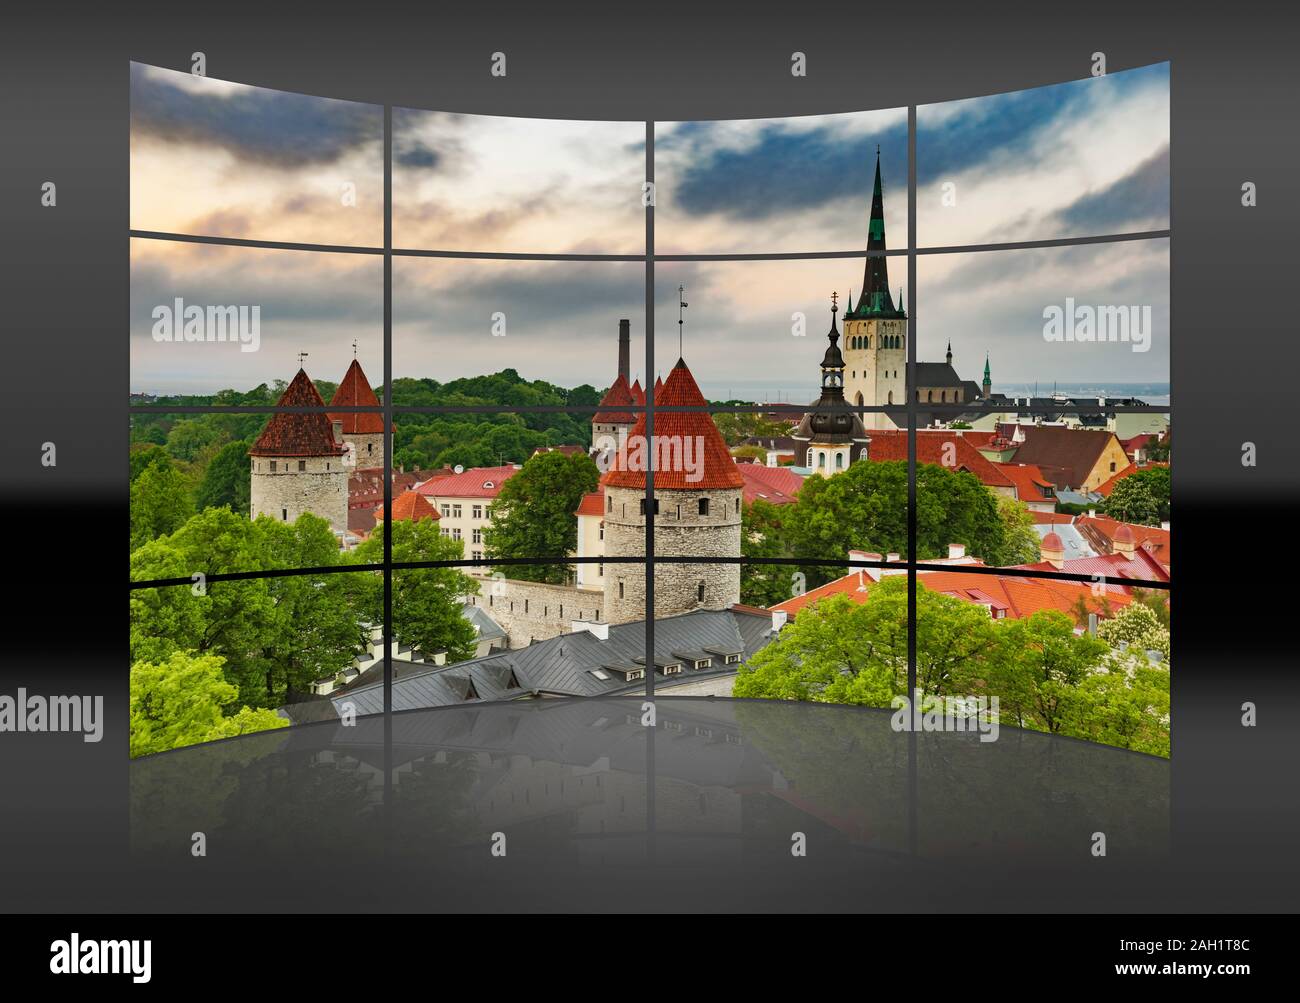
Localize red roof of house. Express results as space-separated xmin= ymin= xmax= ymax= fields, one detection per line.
xmin=995 ymin=462 xmax=1056 ymax=504
xmin=1031 ymin=511 xmax=1075 ymax=525
xmin=575 ymin=488 xmax=605 ymax=518
xmin=772 ymin=567 xmax=1133 ymax=620
xmin=737 ymin=463 xmax=805 ymax=505
xmin=1076 ymin=515 xmax=1170 ymax=569
xmin=374 ymin=490 xmax=440 ymax=523
xmin=415 ymin=465 xmax=519 ymax=499
xmin=594 ymin=373 xmax=638 ymax=424
xmin=1004 ymin=426 xmax=1122 ymax=490
xmin=1016 ymin=546 xmax=1169 ymax=584
xmin=249 ymin=369 xmax=347 ymax=457
xmin=630 ymin=379 xmax=646 ymax=406
xmin=328 ymin=359 xmax=390 ymax=435
xmin=865 ymin=430 xmax=1015 ymax=488
xmin=604 ymin=358 xmax=745 ymax=490
xmin=531 ymin=444 xmax=586 ymax=457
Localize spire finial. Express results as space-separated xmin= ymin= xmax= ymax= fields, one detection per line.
xmin=297 ymin=351 xmax=309 ymax=370
xmin=677 ymin=285 xmax=688 ymax=359
xmin=352 ymin=339 xmax=358 ymax=358
xmin=831 ymin=290 xmax=838 ymax=314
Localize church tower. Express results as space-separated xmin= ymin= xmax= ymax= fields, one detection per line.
xmin=329 ymin=357 xmax=390 ymax=471
xmin=601 ymin=357 xmax=743 ymax=624
xmin=842 ymin=150 xmax=908 ymax=429
xmin=792 ymin=295 xmax=871 ymax=473
xmin=249 ymin=368 xmax=349 ymax=531
xmin=982 ymin=354 xmax=992 ymax=399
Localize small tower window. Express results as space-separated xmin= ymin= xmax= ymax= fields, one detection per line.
xmin=697 ymin=582 xmax=706 ymax=603
xmin=298 ymin=460 xmax=307 ymax=471
xmin=270 ymin=461 xmax=278 ymax=473
xmin=698 ymin=498 xmax=709 ymax=516
xmin=281 ymin=508 xmax=287 ymax=521
xmin=618 ymin=581 xmax=625 ymax=599
xmin=835 ymin=452 xmax=844 ymax=469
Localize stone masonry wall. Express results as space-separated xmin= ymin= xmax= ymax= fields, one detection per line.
xmin=250 ymin=455 xmax=348 ymax=531
xmin=469 ymin=576 xmax=604 ymax=648
xmin=602 ymin=484 xmax=741 ymax=624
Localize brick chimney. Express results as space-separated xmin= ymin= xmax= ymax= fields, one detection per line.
xmin=617 ymin=318 xmax=630 ymax=384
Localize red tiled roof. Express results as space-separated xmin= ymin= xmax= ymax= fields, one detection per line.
xmin=415 ymin=465 xmax=519 ymax=499
xmin=865 ymin=430 xmax=1015 ymax=488
xmin=575 ymin=488 xmax=605 ymax=517
xmin=531 ymin=444 xmax=586 ymax=457
xmin=375 ymin=490 xmax=440 ymax=523
xmin=604 ymin=358 xmax=745 ymax=490
xmin=1016 ymin=546 xmax=1169 ymax=584
xmin=594 ymin=373 xmax=638 ymax=424
xmin=1032 ymin=511 xmax=1075 ymax=525
xmin=328 ymin=359 xmax=390 ymax=435
xmin=772 ymin=567 xmax=1133 ymax=620
xmin=996 ymin=462 xmax=1056 ymax=503
xmin=1076 ymin=515 xmax=1170 ymax=570
xmin=738 ymin=463 xmax=805 ymax=506
xmin=348 ymin=469 xmax=420 ymax=508
xmin=630 ymin=379 xmax=646 ymax=406
xmin=249 ymin=369 xmax=347 ymax=457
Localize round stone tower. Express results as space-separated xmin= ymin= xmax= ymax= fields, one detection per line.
xmin=249 ymin=368 xmax=349 ymax=531
xmin=601 ymin=357 xmax=743 ymax=624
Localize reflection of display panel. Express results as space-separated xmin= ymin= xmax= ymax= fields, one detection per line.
xmin=128 ymin=60 xmax=1171 ymax=761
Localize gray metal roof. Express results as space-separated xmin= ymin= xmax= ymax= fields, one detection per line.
xmin=296 ymin=607 xmax=776 ymax=720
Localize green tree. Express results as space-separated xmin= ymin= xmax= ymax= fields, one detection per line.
xmin=484 ymin=451 xmax=600 ymax=583
xmin=1059 ymin=652 xmax=1169 ymax=756
xmin=195 ymin=439 xmax=251 ymax=514
xmin=987 ymin=611 xmax=1109 ymax=734
xmin=129 ymin=444 xmax=172 ymax=483
xmin=130 ymin=460 xmax=194 ymax=550
xmin=1103 ymin=467 xmax=1170 ymax=526
xmin=985 ymin=496 xmax=1042 ymax=567
xmin=130 ymin=650 xmax=287 ymax=757
xmin=739 ymin=499 xmax=799 ymax=607
xmin=354 ymin=518 xmax=479 ymax=662
xmin=1096 ymin=602 xmax=1170 ymax=661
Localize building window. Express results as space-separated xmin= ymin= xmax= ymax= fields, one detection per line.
xmin=598 ymin=521 xmax=604 ymax=540
xmin=472 ymin=505 xmax=482 ymax=519
xmin=618 ymin=581 xmax=625 ymax=599
xmin=281 ymin=509 xmax=287 ymax=521
xmin=472 ymin=528 xmax=482 ymax=544
xmin=270 ymin=460 xmax=277 ymax=472
xmin=298 ymin=460 xmax=306 ymax=471
xmin=697 ymin=582 xmax=705 ymax=602
xmin=452 ymin=528 xmax=462 ymax=541
xmin=698 ymin=498 xmax=709 ymax=516
xmin=835 ymin=452 xmax=844 ymax=469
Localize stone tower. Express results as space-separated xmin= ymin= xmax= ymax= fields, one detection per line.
xmin=328 ymin=358 xmax=390 ymax=471
xmin=249 ymin=368 xmax=348 ymax=531
xmin=792 ymin=296 xmax=871 ymax=473
xmin=841 ymin=150 xmax=908 ymax=429
xmin=601 ymin=357 xmax=743 ymax=624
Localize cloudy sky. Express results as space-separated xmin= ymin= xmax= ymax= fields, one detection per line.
xmin=130 ymin=61 xmax=1168 ymax=398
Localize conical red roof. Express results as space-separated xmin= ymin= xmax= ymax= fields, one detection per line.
xmin=630 ymin=379 xmax=645 ymax=406
xmin=329 ymin=359 xmax=390 ymax=435
xmin=250 ymin=369 xmax=347 ymax=457
xmin=374 ymin=490 xmax=440 ymax=523
xmin=594 ymin=373 xmax=638 ymax=424
xmin=604 ymin=358 xmax=743 ymax=490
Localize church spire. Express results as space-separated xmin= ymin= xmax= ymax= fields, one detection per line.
xmin=982 ymin=353 xmax=992 ymax=397
xmin=946 ymin=339 xmax=952 ymax=366
xmin=850 ymin=148 xmax=901 ymax=319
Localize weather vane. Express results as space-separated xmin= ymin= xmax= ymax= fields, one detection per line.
xmin=297 ymin=351 xmax=309 ymax=369
xmin=678 ymin=285 xmax=688 ymax=357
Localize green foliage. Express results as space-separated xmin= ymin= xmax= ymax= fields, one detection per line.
xmin=710 ymin=412 xmax=793 ymax=448
xmin=733 ymin=578 xmax=1168 ymax=756
xmin=1096 ymin=602 xmax=1170 ymax=661
xmin=739 ymin=499 xmax=798 ymax=607
xmin=130 ymin=460 xmax=194 ymax=549
xmin=130 ymin=650 xmax=287 ymax=758
xmin=353 ymin=518 xmax=479 ymax=662
xmin=484 ymin=451 xmax=600 ymax=583
xmin=129 ymin=445 xmax=172 ymax=482
xmin=987 ymin=496 xmax=1043 ymax=567
xmin=1103 ymin=467 xmax=1170 ymax=526
xmin=195 ymin=439 xmax=251 ymax=514
xmin=761 ymin=460 xmax=1008 ymax=588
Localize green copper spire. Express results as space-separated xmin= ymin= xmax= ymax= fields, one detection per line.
xmin=983 ymin=353 xmax=991 ymax=381
xmin=850 ymin=148 xmax=903 ymax=320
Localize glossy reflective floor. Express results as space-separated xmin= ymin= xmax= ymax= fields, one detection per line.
xmin=130 ymin=698 xmax=1169 ymax=911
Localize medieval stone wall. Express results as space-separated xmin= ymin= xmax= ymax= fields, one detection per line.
xmin=250 ymin=455 xmax=348 ymax=530
xmin=469 ymin=577 xmax=605 ymax=648
xmin=602 ymin=484 xmax=741 ymax=624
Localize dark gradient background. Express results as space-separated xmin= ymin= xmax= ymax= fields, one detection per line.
xmin=1 ymin=2 xmax=1297 ymax=912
